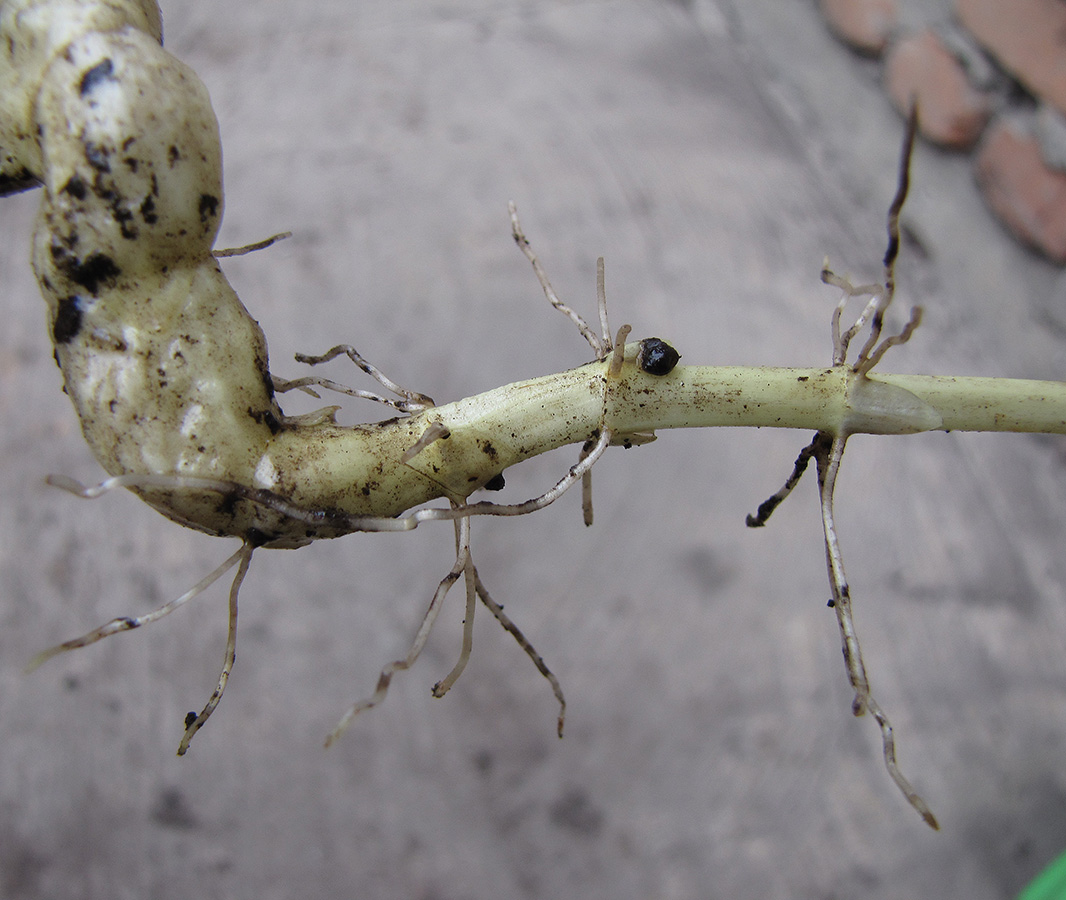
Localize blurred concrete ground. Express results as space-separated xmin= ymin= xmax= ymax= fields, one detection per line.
xmin=2 ymin=1 xmax=1066 ymax=898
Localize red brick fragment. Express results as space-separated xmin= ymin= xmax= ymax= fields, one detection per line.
xmin=884 ymin=29 xmax=993 ymax=150
xmin=974 ymin=117 xmax=1066 ymax=262
xmin=956 ymin=0 xmax=1066 ymax=115
xmin=819 ymin=0 xmax=898 ymax=56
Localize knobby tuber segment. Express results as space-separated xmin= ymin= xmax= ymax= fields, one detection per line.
xmin=4 ymin=1 xmax=1066 ymax=828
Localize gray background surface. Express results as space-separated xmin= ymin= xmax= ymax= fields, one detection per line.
xmin=2 ymin=1 xmax=1066 ymax=897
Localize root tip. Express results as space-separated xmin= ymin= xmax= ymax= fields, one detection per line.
xmin=23 ymin=650 xmax=53 ymax=674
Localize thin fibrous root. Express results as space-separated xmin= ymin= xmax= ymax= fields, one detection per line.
xmin=430 ymin=530 xmax=567 ymax=735
xmin=45 ymin=424 xmax=608 ymax=750
xmin=435 ymin=427 xmax=611 ymax=524
xmin=273 ymin=372 xmax=427 ymax=414
xmin=26 ymin=533 xmax=256 ymax=755
xmin=828 ymin=102 xmax=922 ymax=375
xmin=855 ymin=306 xmax=922 ymax=376
xmin=325 ymin=511 xmax=473 ymax=747
xmin=177 ymin=539 xmax=256 ymax=756
xmin=322 ymin=424 xmax=608 ymax=744
xmin=46 ymin=426 xmax=610 ymax=536
xmin=294 ymin=344 xmax=435 ymax=412
xmin=608 ymin=325 xmax=632 ymax=379
xmin=883 ymin=103 xmax=920 ymax=276
xmin=815 ymin=433 xmax=938 ymax=829
xmin=579 ymin=437 xmax=598 ymax=527
xmin=474 ymin=569 xmax=566 ymax=737
xmin=823 ymin=263 xmax=885 ymax=366
xmin=47 ymin=471 xmax=243 ymax=500
xmin=45 ymin=462 xmax=581 ymax=749
xmin=745 ymin=432 xmax=833 ymax=528
xmin=25 ymin=544 xmax=247 ymax=673
xmin=753 ymin=111 xmax=936 ymax=827
xmin=431 ymin=512 xmax=477 ymax=699
xmin=509 ymin=201 xmax=607 ymax=359
xmin=213 ymin=231 xmax=293 ymax=258
xmin=596 ymin=256 xmax=612 ymax=355
xmin=402 ymin=421 xmax=452 ymax=464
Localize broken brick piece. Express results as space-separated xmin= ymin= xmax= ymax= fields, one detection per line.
xmin=819 ymin=0 xmax=898 ymax=56
xmin=974 ymin=116 xmax=1066 ymax=262
xmin=884 ymin=28 xmax=993 ymax=150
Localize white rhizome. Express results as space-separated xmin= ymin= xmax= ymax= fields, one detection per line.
xmin=5 ymin=0 xmax=1066 ymax=828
